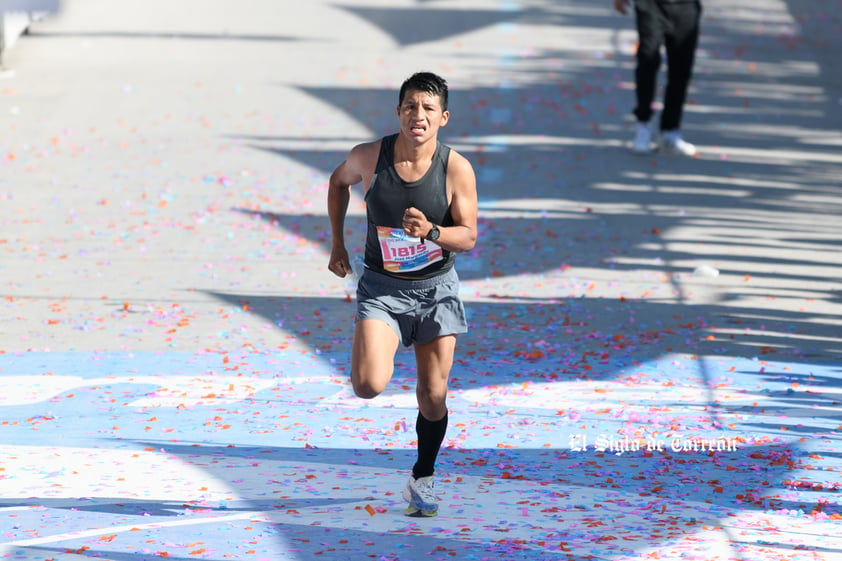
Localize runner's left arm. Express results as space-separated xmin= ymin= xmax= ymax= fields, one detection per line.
xmin=408 ymin=150 xmax=477 ymax=253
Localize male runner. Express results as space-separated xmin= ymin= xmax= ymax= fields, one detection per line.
xmin=327 ymin=71 xmax=478 ymax=517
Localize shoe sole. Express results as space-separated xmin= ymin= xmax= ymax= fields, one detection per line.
xmin=405 ymin=502 xmax=438 ymax=517
xmin=629 ymin=144 xmax=653 ymax=155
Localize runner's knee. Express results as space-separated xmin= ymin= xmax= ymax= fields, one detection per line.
xmin=353 ymin=379 xmax=382 ymax=399
xmin=416 ymin=382 xmax=447 ymax=414
xmin=351 ymin=365 xmax=391 ymax=399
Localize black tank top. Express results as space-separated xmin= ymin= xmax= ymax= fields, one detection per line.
xmin=364 ymin=134 xmax=455 ymax=279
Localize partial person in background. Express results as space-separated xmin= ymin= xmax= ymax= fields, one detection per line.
xmin=614 ymin=0 xmax=702 ymax=156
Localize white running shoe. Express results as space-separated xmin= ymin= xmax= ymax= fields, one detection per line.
xmin=660 ymin=131 xmax=697 ymax=157
xmin=402 ymin=475 xmax=438 ymax=517
xmin=630 ymin=121 xmax=653 ymax=155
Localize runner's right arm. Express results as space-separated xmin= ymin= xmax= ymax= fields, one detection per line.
xmin=327 ymin=142 xmax=377 ymax=277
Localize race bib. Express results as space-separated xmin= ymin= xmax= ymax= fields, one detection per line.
xmin=377 ymin=226 xmax=443 ymax=273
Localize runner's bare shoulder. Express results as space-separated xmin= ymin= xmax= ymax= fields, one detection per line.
xmin=346 ymin=139 xmax=382 ymax=189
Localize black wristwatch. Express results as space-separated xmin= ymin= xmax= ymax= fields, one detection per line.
xmin=425 ymin=224 xmax=440 ymax=242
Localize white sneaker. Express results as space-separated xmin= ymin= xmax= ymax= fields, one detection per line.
xmin=630 ymin=122 xmax=653 ymax=154
xmin=660 ymin=131 xmax=697 ymax=157
xmin=402 ymin=475 xmax=438 ymax=517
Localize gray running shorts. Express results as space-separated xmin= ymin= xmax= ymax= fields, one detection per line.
xmin=356 ymin=268 xmax=467 ymax=347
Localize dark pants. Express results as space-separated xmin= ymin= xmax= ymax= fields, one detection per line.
xmin=633 ymin=0 xmax=702 ymax=131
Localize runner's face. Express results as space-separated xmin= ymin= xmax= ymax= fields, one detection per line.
xmin=397 ymin=90 xmax=449 ymax=141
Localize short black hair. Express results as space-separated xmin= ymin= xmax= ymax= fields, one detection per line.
xmin=398 ymin=72 xmax=449 ymax=112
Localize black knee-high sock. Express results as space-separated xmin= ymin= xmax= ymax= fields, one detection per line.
xmin=412 ymin=411 xmax=448 ymax=479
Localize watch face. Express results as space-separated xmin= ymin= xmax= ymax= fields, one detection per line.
xmin=428 ymin=225 xmax=440 ymax=241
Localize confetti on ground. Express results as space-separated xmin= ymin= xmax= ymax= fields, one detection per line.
xmin=1 ymin=0 xmax=840 ymax=560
